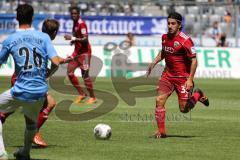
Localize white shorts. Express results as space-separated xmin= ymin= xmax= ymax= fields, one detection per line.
xmin=0 ymin=89 xmax=44 ymax=122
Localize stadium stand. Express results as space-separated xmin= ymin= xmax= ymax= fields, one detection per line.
xmin=0 ymin=0 xmax=237 ymax=46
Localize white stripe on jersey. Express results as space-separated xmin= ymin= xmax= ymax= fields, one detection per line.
xmin=78 ymin=19 xmax=83 ymax=24
xmin=179 ymin=32 xmax=189 ymax=40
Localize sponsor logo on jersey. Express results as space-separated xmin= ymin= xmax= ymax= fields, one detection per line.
xmin=163 ymin=46 xmax=174 ymax=53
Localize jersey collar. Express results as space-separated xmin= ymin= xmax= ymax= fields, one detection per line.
xmin=16 ymin=28 xmax=35 ymax=32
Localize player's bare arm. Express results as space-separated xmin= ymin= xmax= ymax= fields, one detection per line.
xmin=59 ymin=54 xmax=85 ymax=64
xmin=146 ymin=50 xmax=163 ymax=77
xmin=64 ymin=34 xmax=72 ymax=40
xmin=59 ymin=56 xmax=74 ymax=64
xmin=185 ymin=57 xmax=197 ymax=91
xmin=58 ymin=57 xmax=65 ymax=64
xmin=64 ymin=34 xmax=88 ymax=42
xmin=51 ymin=56 xmax=60 ymax=66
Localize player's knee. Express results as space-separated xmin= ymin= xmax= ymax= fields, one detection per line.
xmin=52 ymin=101 xmax=56 ymax=108
xmin=156 ymin=95 xmax=165 ymax=105
xmin=47 ymin=96 xmax=56 ymax=108
xmin=50 ymin=99 xmax=56 ymax=108
xmin=48 ymin=101 xmax=56 ymax=108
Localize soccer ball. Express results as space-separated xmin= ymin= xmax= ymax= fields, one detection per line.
xmin=94 ymin=124 xmax=112 ymax=140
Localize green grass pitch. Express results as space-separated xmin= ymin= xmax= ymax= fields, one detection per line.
xmin=0 ymin=77 xmax=240 ymax=160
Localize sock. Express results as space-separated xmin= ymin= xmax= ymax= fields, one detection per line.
xmin=68 ymin=73 xmax=85 ymax=96
xmin=37 ymin=107 xmax=53 ymax=130
xmin=0 ymin=121 xmax=6 ymax=154
xmin=183 ymin=93 xmax=200 ymax=113
xmin=182 ymin=91 xmax=202 ymax=113
xmin=22 ymin=123 xmax=37 ymax=155
xmin=0 ymin=113 xmax=6 ymax=124
xmin=0 ymin=112 xmax=14 ymax=124
xmin=155 ymin=107 xmax=166 ymax=134
xmin=83 ymin=77 xmax=95 ymax=98
xmin=193 ymin=91 xmax=201 ymax=103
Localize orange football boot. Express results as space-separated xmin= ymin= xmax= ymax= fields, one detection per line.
xmin=74 ymin=95 xmax=86 ymax=103
xmin=33 ymin=132 xmax=48 ymax=147
xmin=85 ymin=97 xmax=97 ymax=104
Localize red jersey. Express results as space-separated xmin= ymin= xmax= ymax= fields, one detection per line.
xmin=72 ymin=17 xmax=91 ymax=57
xmin=161 ymin=32 xmax=196 ymax=77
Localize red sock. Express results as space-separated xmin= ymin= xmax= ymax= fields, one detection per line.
xmin=37 ymin=107 xmax=53 ymax=129
xmin=155 ymin=107 xmax=166 ymax=134
xmin=0 ymin=112 xmax=13 ymax=124
xmin=0 ymin=112 xmax=6 ymax=124
xmin=193 ymin=92 xmax=201 ymax=103
xmin=68 ymin=74 xmax=85 ymax=96
xmin=83 ymin=77 xmax=95 ymax=98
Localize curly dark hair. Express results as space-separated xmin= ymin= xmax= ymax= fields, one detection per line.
xmin=168 ymin=12 xmax=183 ymax=30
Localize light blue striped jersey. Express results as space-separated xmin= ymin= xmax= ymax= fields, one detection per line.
xmin=0 ymin=28 xmax=57 ymax=102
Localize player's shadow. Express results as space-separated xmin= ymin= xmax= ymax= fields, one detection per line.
xmin=166 ymin=135 xmax=198 ymax=138
xmin=9 ymin=145 xmax=64 ymax=160
xmin=30 ymin=158 xmax=50 ymax=160
xmin=8 ymin=158 xmax=50 ymax=160
xmin=149 ymin=134 xmax=199 ymax=139
xmin=11 ymin=144 xmax=66 ymax=149
xmin=32 ymin=144 xmax=65 ymax=149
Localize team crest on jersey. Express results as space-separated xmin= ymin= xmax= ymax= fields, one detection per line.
xmin=174 ymin=41 xmax=180 ymax=48
xmin=81 ymin=28 xmax=87 ymax=34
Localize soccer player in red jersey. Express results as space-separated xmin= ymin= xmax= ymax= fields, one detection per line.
xmin=147 ymin=12 xmax=209 ymax=138
xmin=64 ymin=6 xmax=96 ymax=104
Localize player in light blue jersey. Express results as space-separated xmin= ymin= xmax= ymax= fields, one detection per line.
xmin=0 ymin=4 xmax=60 ymax=160
xmin=0 ymin=19 xmax=61 ymax=148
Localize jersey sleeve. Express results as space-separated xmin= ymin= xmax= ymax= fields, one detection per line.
xmin=183 ymin=38 xmax=196 ymax=58
xmin=0 ymin=40 xmax=10 ymax=64
xmin=79 ymin=22 xmax=88 ymax=37
xmin=161 ymin=34 xmax=164 ymax=47
xmin=161 ymin=34 xmax=166 ymax=59
xmin=44 ymin=35 xmax=58 ymax=59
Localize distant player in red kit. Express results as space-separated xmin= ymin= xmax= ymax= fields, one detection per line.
xmin=147 ymin=12 xmax=209 ymax=138
xmin=64 ymin=6 xmax=96 ymax=104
